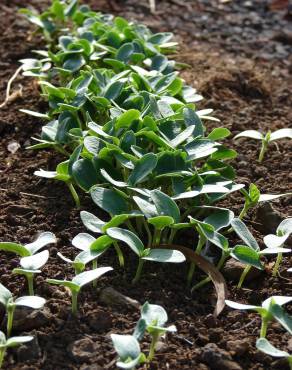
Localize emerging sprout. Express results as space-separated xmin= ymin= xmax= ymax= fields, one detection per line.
xmin=13 ymin=250 xmax=49 ymax=295
xmin=111 ymin=334 xmax=146 ymax=369
xmin=234 ymin=128 xmax=292 ymax=163
xmin=0 ymin=283 xmax=45 ymax=337
xmin=256 ymin=338 xmax=292 ymax=370
xmin=139 ymin=302 xmax=176 ymax=361
xmin=263 ymin=218 xmax=292 ymax=276
xmin=225 ymin=296 xmax=292 ymax=338
xmin=0 ymin=331 xmax=33 ymax=368
xmin=0 ymin=232 xmax=56 ymax=257
xmin=47 ymin=267 xmax=113 ymax=315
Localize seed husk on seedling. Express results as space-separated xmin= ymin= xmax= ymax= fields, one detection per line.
xmin=106 ymin=227 xmax=185 ymax=284
xmin=256 ymin=338 xmax=292 ymax=370
xmin=0 ymin=283 xmax=45 ymax=337
xmin=234 ymin=128 xmax=292 ymax=162
xmin=0 ymin=331 xmax=33 ymax=368
xmin=47 ymin=267 xmax=113 ymax=315
xmin=263 ymin=218 xmax=292 ymax=277
xmin=225 ymin=296 xmax=292 ymax=338
xmin=0 ymin=232 xmax=56 ymax=257
xmin=13 ymin=250 xmax=49 ymax=295
xmin=111 ymin=334 xmax=146 ymax=369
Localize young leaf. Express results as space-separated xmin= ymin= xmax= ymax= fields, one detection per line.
xmin=231 ymin=218 xmax=259 ymax=250
xmin=20 ymin=250 xmax=49 ymax=270
xmin=14 ymin=296 xmax=46 ymax=309
xmin=142 ymin=249 xmax=185 ymax=263
xmin=256 ymin=338 xmax=290 ymax=358
xmin=269 ymin=128 xmax=292 ymax=141
xmin=128 ymin=153 xmax=157 ymax=186
xmin=151 ymin=190 xmax=180 ymax=223
xmin=72 ymin=267 xmax=113 ymax=288
xmin=25 ymin=232 xmax=57 ymax=255
xmin=72 ymin=233 xmax=95 ymax=250
xmin=107 ymin=227 xmax=144 ymax=256
xmin=231 ymin=245 xmax=263 ymax=270
xmin=234 ymin=130 xmax=263 ymax=140
xmin=91 ymin=187 xmax=129 ymax=215
xmin=80 ymin=211 xmax=105 ymax=233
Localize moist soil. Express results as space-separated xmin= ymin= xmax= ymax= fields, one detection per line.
xmin=0 ymin=0 xmax=291 ymax=369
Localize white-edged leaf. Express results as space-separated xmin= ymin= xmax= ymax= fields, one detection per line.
xmin=72 ymin=266 xmax=113 ymax=287
xmin=72 ymin=233 xmax=95 ymax=250
xmin=234 ymin=130 xmax=263 ymax=140
xmin=20 ymin=250 xmax=49 ymax=270
xmin=106 ymin=227 xmax=144 ymax=256
xmin=141 ymin=302 xmax=168 ymax=327
xmin=0 ymin=283 xmax=12 ymax=307
xmin=80 ymin=211 xmax=105 ymax=233
xmin=231 ymin=218 xmax=259 ymax=250
xmin=259 ymin=193 xmax=292 ymax=202
xmin=14 ymin=296 xmax=46 ymax=309
xmin=19 ymin=109 xmax=50 ymax=119
xmin=25 ymin=232 xmax=57 ymax=255
xmin=142 ymin=249 xmax=185 ymax=263
xmin=263 ymin=234 xmax=290 ymax=249
xmin=270 ymin=128 xmax=292 ymax=141
xmin=262 ymin=296 xmax=292 ymax=310
xmin=111 ymin=334 xmax=141 ymax=362
xmin=225 ymin=300 xmax=258 ymax=311
xmin=6 ymin=336 xmax=34 ymax=348
xmin=256 ymin=338 xmax=290 ymax=358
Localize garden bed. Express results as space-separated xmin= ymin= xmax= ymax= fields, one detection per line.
xmin=0 ymin=0 xmax=291 ymax=369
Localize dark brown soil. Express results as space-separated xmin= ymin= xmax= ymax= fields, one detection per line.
xmin=0 ymin=1 xmax=291 ymax=369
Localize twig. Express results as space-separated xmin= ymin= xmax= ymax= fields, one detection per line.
xmin=20 ymin=192 xmax=58 ymax=199
xmin=0 ymin=66 xmax=23 ymax=108
xmin=149 ymin=0 xmax=156 ymax=13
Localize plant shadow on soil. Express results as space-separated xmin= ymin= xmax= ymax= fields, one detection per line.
xmin=0 ymin=0 xmax=291 ymax=369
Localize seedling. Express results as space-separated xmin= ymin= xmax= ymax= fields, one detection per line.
xmin=13 ymin=250 xmax=49 ymax=295
xmin=234 ymin=128 xmax=292 ymax=162
xmin=256 ymin=338 xmax=292 ymax=370
xmin=0 ymin=331 xmax=33 ymax=368
xmin=106 ymin=227 xmax=185 ymax=284
xmin=47 ymin=267 xmax=113 ymax=315
xmin=225 ymin=296 xmax=292 ymax=338
xmin=0 ymin=283 xmax=45 ymax=337
xmin=230 ymin=218 xmax=291 ymax=288
xmin=138 ymin=302 xmax=176 ymax=361
xmin=0 ymin=232 xmax=56 ymax=256
xmin=111 ymin=334 xmax=146 ymax=369
xmin=264 ymin=218 xmax=292 ymax=276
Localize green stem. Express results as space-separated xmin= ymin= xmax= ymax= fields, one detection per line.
xmin=126 ymin=220 xmax=136 ymax=234
xmin=168 ymin=229 xmax=176 ymax=244
xmin=148 ymin=333 xmax=159 ymax=362
xmin=27 ymin=274 xmax=34 ymax=296
xmin=113 ymin=241 xmax=124 ymax=267
xmin=143 ymin=219 xmax=152 ymax=248
xmin=272 ymin=252 xmax=282 ymax=277
xmin=260 ymin=317 xmax=269 ymax=338
xmin=238 ymin=202 xmax=250 ymax=220
xmin=71 ymin=291 xmax=78 ymax=315
xmin=153 ymin=229 xmax=162 ymax=246
xmin=237 ymin=265 xmax=252 ymax=288
xmin=0 ymin=348 xmax=5 ymax=369
xmin=92 ymin=259 xmax=97 ymax=287
xmin=258 ymin=140 xmax=268 ymax=163
xmin=55 ymin=144 xmax=70 ymax=157
xmin=7 ymin=304 xmax=15 ymax=337
xmin=132 ymin=259 xmax=144 ymax=284
xmin=66 ymin=182 xmax=80 ymax=209
xmin=287 ymin=357 xmax=292 ymax=370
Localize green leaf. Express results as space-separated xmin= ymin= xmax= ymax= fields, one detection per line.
xmin=63 ymin=55 xmax=85 ymax=72
xmin=151 ymin=190 xmax=180 ymax=223
xmin=72 ymin=267 xmax=113 ymax=288
xmin=133 ymin=196 xmax=157 ymax=218
xmin=128 ymin=153 xmax=157 ymax=186
xmin=249 ymin=183 xmax=260 ymax=204
xmin=148 ymin=216 xmax=174 ymax=230
xmin=142 ymin=249 xmax=185 ymax=263
xmin=0 ymin=242 xmax=30 ymax=257
xmin=116 ymin=43 xmax=134 ymax=62
xmin=72 ymin=159 xmax=99 ymax=191
xmin=106 ymin=227 xmax=144 ymax=256
xmin=207 ymin=128 xmax=230 ymax=141
xmin=269 ymin=304 xmax=292 ymax=334
xmin=91 ymin=187 xmax=129 ymax=215
xmin=202 ymin=207 xmax=234 ymax=231
xmin=90 ymin=235 xmax=113 ymax=251
xmin=115 ymin=109 xmax=140 ymax=130
xmin=183 ymin=108 xmax=204 ymax=136
xmin=231 ymin=245 xmax=263 ymax=270
xmin=231 ymin=218 xmax=259 ymax=250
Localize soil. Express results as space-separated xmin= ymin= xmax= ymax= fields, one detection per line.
xmin=0 ymin=0 xmax=291 ymax=369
